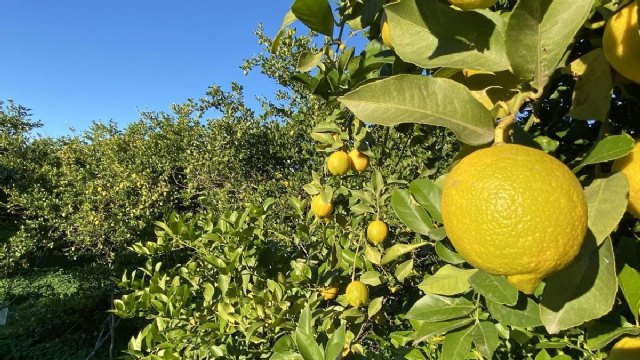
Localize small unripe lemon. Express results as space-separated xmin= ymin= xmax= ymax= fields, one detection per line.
xmin=367 ymin=220 xmax=388 ymax=245
xmin=320 ymin=287 xmax=339 ymax=300
xmin=349 ymin=149 xmax=369 ymax=172
xmin=609 ymin=337 xmax=640 ymax=360
xmin=441 ymin=144 xmax=587 ymax=294
xmin=339 ymin=43 xmax=346 ymax=52
xmin=311 ymin=195 xmax=333 ymax=218
xmin=603 ymin=2 xmax=640 ymax=84
xmin=381 ymin=19 xmax=393 ymax=48
xmin=345 ymin=281 xmax=368 ymax=307
xmin=448 ymin=0 xmax=497 ymax=10
xmin=327 ymin=151 xmax=351 ymax=176
xmin=613 ymin=142 xmax=640 ymax=217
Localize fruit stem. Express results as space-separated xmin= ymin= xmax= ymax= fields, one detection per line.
xmin=494 ymin=92 xmax=531 ymax=145
xmin=351 ymin=230 xmax=364 ymax=282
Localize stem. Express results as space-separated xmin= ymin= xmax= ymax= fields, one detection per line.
xmin=351 ymin=230 xmax=364 ymax=281
xmin=494 ymin=92 xmax=531 ymax=145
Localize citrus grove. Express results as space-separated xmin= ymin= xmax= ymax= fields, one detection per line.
xmin=1 ymin=0 xmax=640 ymax=359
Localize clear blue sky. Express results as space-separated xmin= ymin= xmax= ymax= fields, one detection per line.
xmin=0 ymin=1 xmax=293 ymax=137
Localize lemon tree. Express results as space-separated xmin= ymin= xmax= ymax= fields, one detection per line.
xmin=109 ymin=0 xmax=640 ymax=359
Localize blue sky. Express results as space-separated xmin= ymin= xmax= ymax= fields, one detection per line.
xmin=0 ymin=1 xmax=293 ymax=137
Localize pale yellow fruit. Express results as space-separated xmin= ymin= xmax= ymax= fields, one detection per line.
xmin=345 ymin=281 xmax=368 ymax=307
xmin=349 ymin=149 xmax=369 ymax=172
xmin=327 ymin=151 xmax=351 ymax=176
xmin=441 ymin=144 xmax=588 ymax=294
xmin=367 ymin=220 xmax=388 ymax=245
xmin=381 ymin=19 xmax=393 ymax=48
xmin=603 ymin=2 xmax=640 ymax=84
xmin=320 ymin=287 xmax=339 ymax=300
xmin=613 ymin=141 xmax=640 ymax=217
xmin=448 ymin=0 xmax=497 ymax=10
xmin=311 ymin=195 xmax=333 ymax=218
xmin=609 ymin=337 xmax=640 ymax=360
xmin=462 ymin=69 xmax=481 ymax=77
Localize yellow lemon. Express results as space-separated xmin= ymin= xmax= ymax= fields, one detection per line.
xmin=327 ymin=151 xmax=351 ymax=176
xmin=367 ymin=220 xmax=388 ymax=245
xmin=603 ymin=2 xmax=640 ymax=84
xmin=345 ymin=281 xmax=368 ymax=307
xmin=462 ymin=69 xmax=481 ymax=77
xmin=381 ymin=19 xmax=393 ymax=48
xmin=349 ymin=149 xmax=369 ymax=172
xmin=448 ymin=0 xmax=497 ymax=10
xmin=441 ymin=144 xmax=587 ymax=294
xmin=320 ymin=287 xmax=339 ymax=300
xmin=609 ymin=337 xmax=640 ymax=360
xmin=311 ymin=195 xmax=333 ymax=218
xmin=613 ymin=141 xmax=640 ymax=217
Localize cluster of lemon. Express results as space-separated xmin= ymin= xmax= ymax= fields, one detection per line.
xmin=312 ymin=148 xmax=389 ymax=307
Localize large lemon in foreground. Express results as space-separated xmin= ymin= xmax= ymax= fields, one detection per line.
xmin=603 ymin=2 xmax=640 ymax=84
xmin=441 ymin=144 xmax=588 ymax=294
xmin=609 ymin=337 xmax=640 ymax=360
xmin=613 ymin=141 xmax=640 ymax=217
xmin=449 ymin=0 xmax=497 ymax=10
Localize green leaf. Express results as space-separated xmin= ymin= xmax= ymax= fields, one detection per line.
xmin=381 ymin=242 xmax=429 ymax=265
xmin=368 ymin=297 xmax=383 ymax=318
xmin=271 ymin=10 xmax=297 ymax=52
xmin=540 ymin=238 xmax=617 ymax=334
xmin=569 ymin=49 xmax=613 ymax=122
xmin=295 ymin=329 xmax=324 ymax=360
xmin=617 ymin=237 xmax=640 ymax=322
xmin=505 ymin=0 xmax=592 ymax=89
xmin=441 ymin=325 xmax=474 ymax=360
xmin=360 ymin=271 xmax=383 ymax=286
xmin=585 ymin=173 xmax=629 ymax=245
xmin=364 ymin=243 xmax=382 ymax=265
xmin=574 ymin=134 xmax=635 ymax=172
xmin=435 ymin=241 xmax=466 ymax=265
xmin=395 ymin=259 xmax=414 ymax=282
xmin=469 ymin=271 xmax=518 ymax=306
xmin=297 ymin=305 xmax=313 ymax=336
xmin=385 ymin=0 xmax=510 ymax=71
xmin=406 ymin=294 xmax=475 ymax=321
xmin=486 ymin=295 xmax=543 ymax=328
xmin=203 ymin=282 xmax=215 ymax=305
xmin=412 ymin=318 xmax=474 ymax=345
xmin=291 ymin=0 xmax=334 ymax=37
xmin=297 ymin=51 xmax=324 ymax=72
xmin=409 ymin=178 xmax=443 ymax=222
xmin=418 ymin=265 xmax=476 ymax=296
xmin=391 ymin=188 xmax=433 ymax=236
xmin=586 ymin=321 xmax=640 ymax=350
xmin=324 ymin=325 xmax=345 ymax=360
xmin=471 ymin=321 xmax=500 ymax=360
xmin=338 ymin=75 xmax=495 ymax=146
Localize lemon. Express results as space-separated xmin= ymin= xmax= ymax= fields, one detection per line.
xmin=327 ymin=151 xmax=351 ymax=176
xmin=609 ymin=337 xmax=640 ymax=360
xmin=349 ymin=149 xmax=369 ymax=172
xmin=448 ymin=0 xmax=497 ymax=10
xmin=613 ymin=141 xmax=640 ymax=217
xmin=320 ymin=286 xmax=339 ymax=300
xmin=345 ymin=281 xmax=368 ymax=307
xmin=603 ymin=2 xmax=640 ymax=84
xmin=381 ymin=18 xmax=392 ymax=48
xmin=462 ymin=69 xmax=481 ymax=77
xmin=441 ymin=144 xmax=588 ymax=294
xmin=367 ymin=220 xmax=388 ymax=245
xmin=311 ymin=195 xmax=334 ymax=218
